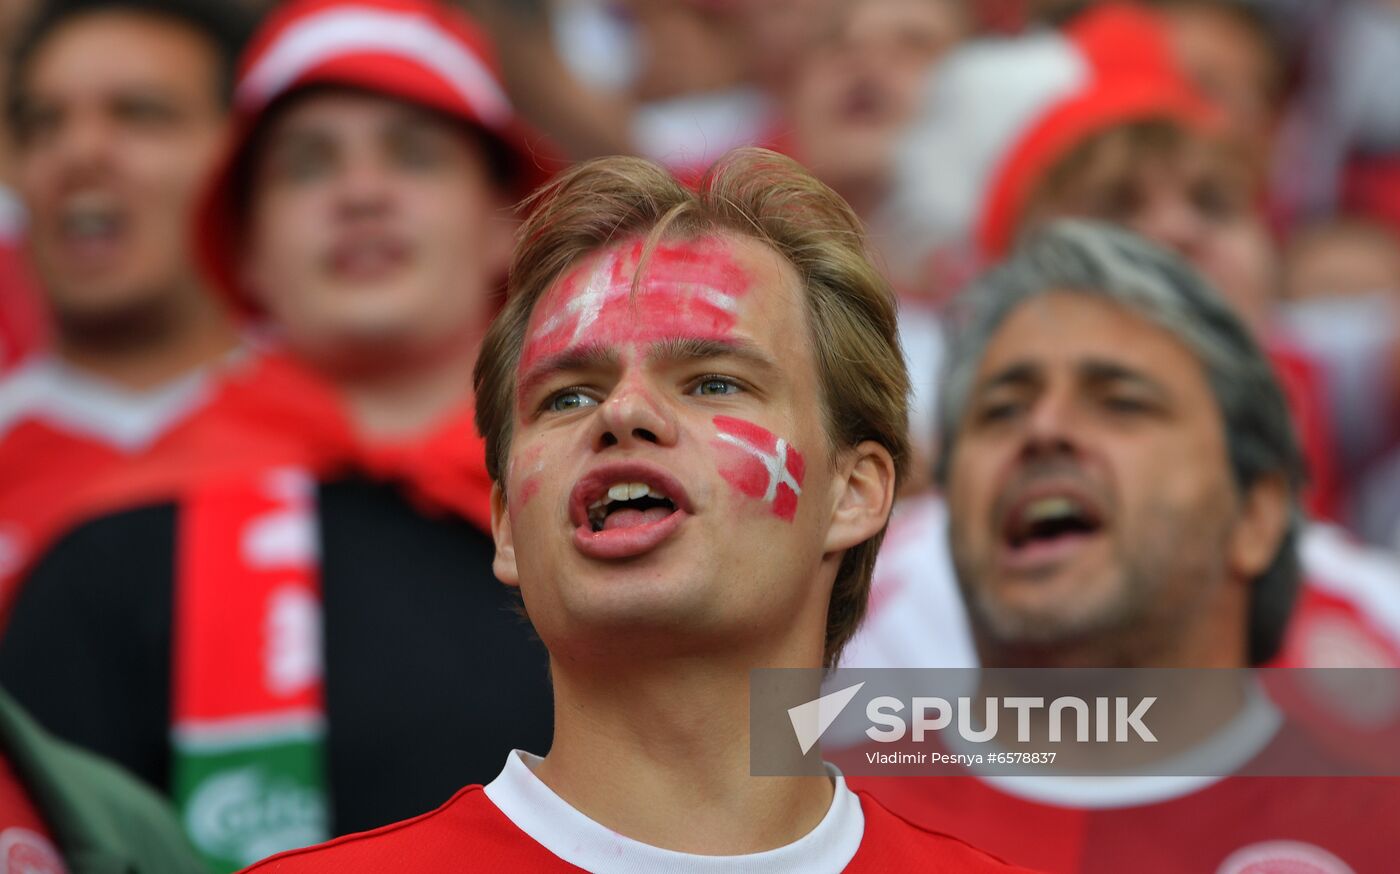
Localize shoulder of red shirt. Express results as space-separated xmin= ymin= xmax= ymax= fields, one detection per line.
xmin=238 ymin=782 xmax=1037 ymax=872
xmin=854 ymin=787 xmax=1042 ymax=871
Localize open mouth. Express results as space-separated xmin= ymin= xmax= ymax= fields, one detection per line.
xmin=587 ymin=482 xmax=678 ymax=533
xmin=1005 ymin=495 xmax=1102 ymax=547
xmin=58 ymin=192 xmax=128 ymax=260
xmin=999 ymin=489 xmax=1106 ymax=571
xmin=570 ymin=464 xmax=691 ymax=560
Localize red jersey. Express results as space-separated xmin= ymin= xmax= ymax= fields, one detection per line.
xmin=0 ymin=358 xmax=210 ymax=616
xmin=0 ymin=753 xmax=66 ymax=874
xmin=852 ymin=769 xmax=1394 ymax=873
xmin=844 ymin=684 xmax=1399 ymax=873
xmin=241 ymin=751 xmax=1035 ymax=873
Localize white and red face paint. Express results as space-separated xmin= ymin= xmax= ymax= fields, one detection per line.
xmin=518 ymin=236 xmax=752 ymax=386
xmin=712 ymin=415 xmax=806 ymax=522
xmin=510 ymin=444 xmax=546 ymax=508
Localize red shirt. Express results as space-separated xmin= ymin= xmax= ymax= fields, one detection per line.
xmin=851 ymin=773 xmax=1395 ymax=873
xmin=0 ymin=358 xmax=210 ymax=618
xmin=241 ymin=752 xmax=1035 ymax=873
xmin=0 ymin=753 xmax=66 ymax=874
xmin=846 ymin=690 xmax=1398 ymax=873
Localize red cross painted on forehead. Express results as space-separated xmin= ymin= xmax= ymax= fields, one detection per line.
xmin=519 ymin=235 xmax=753 ymax=376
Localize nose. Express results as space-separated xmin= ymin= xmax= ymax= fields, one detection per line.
xmin=1017 ymin=387 xmax=1081 ymax=462
xmin=592 ymin=376 xmax=679 ymax=452
xmin=50 ymin=112 xmax=113 ymax=183
xmin=333 ymin=153 xmax=395 ymax=221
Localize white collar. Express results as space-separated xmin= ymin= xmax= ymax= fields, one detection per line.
xmin=483 ymin=750 xmax=865 ymax=874
xmin=0 ymin=356 xmax=211 ymax=451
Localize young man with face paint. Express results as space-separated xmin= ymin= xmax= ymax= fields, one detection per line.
xmin=0 ymin=2 xmax=554 ymax=871
xmin=241 ymin=150 xmax=1034 ymax=872
xmin=846 ymin=221 xmax=1400 ymax=874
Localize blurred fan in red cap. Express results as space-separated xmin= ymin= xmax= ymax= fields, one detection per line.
xmin=846 ymin=0 xmax=1400 ymax=681
xmin=0 ymin=2 xmax=557 ymax=871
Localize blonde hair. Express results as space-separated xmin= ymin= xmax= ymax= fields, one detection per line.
xmin=474 ymin=147 xmax=910 ymax=667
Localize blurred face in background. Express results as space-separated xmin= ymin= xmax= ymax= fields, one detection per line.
xmin=1022 ymin=121 xmax=1275 ymax=335
xmin=11 ymin=11 xmax=228 ymax=333
xmin=732 ymin=0 xmax=840 ymax=92
xmin=787 ymin=0 xmax=967 ymax=213
xmin=1161 ymin=1 xmax=1281 ymax=158
xmin=944 ymin=292 xmax=1270 ymax=665
xmin=1284 ymin=221 xmax=1400 ymax=303
xmin=242 ymin=90 xmax=512 ymax=374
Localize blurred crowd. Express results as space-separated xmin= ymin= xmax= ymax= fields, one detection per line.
xmin=0 ymin=0 xmax=1399 ymax=871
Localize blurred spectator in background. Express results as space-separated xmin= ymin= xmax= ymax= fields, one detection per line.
xmin=786 ymin=0 xmax=969 ymax=237
xmin=884 ymin=2 xmax=1335 ymax=506
xmin=846 ymin=3 xmax=1400 ymax=673
xmin=0 ymin=1 xmax=554 ymax=870
xmin=0 ymin=0 xmax=46 ymax=375
xmin=1286 ymin=219 xmax=1400 ymax=553
xmin=1148 ymin=0 xmax=1285 ymax=169
xmin=1273 ymin=0 xmax=1400 ymax=235
xmin=0 ymin=0 xmax=247 ymax=620
xmin=784 ymin=0 xmax=970 ymax=489
xmin=1280 ymin=218 xmax=1400 ymax=495
xmin=846 ymin=221 xmax=1398 ymax=874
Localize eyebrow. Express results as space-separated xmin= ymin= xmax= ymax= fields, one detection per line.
xmin=517 ymin=343 xmax=620 ymax=401
xmin=515 ymin=336 xmax=780 ymax=401
xmin=1077 ymin=359 xmax=1172 ymax=404
xmin=973 ymin=358 xmax=1172 ymax=403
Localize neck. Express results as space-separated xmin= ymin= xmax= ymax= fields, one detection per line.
xmin=533 ymin=639 xmax=833 ymax=855
xmin=53 ymin=284 xmax=238 ymax=391
xmin=333 ymin=333 xmax=481 ymax=442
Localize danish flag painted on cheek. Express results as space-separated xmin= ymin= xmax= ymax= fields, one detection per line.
xmin=713 ymin=416 xmax=806 ymax=522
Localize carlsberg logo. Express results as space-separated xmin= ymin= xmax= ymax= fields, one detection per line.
xmin=185 ymin=767 xmax=327 ymax=866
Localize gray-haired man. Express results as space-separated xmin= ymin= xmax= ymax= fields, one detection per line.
xmin=848 ymin=221 xmax=1395 ymax=874
xmin=938 ymin=219 xmax=1302 ymax=669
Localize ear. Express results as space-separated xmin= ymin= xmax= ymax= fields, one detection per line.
xmin=1227 ymin=473 xmax=1291 ymax=582
xmin=824 ymin=440 xmax=898 ymax=555
xmin=490 ymin=481 xmax=520 ymax=587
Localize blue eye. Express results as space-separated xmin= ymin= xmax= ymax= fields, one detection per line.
xmin=693 ymin=376 xmax=741 ymax=397
xmin=548 ymin=390 xmax=597 ymax=412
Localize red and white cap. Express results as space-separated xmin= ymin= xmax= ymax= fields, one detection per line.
xmin=882 ymin=3 xmax=1219 ymax=280
xmin=197 ymin=0 xmax=553 ymax=316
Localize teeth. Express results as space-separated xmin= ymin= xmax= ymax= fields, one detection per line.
xmin=605 ymin=482 xmax=665 ymax=503
xmin=1025 ymin=497 xmax=1081 ymax=523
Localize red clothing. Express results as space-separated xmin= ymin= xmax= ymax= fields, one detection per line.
xmin=851 ymin=774 xmax=1396 ymax=873
xmin=0 ymin=754 xmax=66 ymax=874
xmin=1269 ymin=342 xmax=1342 ymax=522
xmin=0 ymin=359 xmax=210 ymax=619
xmin=90 ymin=350 xmax=492 ymax=531
xmin=240 ymin=781 xmax=1033 ymax=873
xmin=847 ymin=688 xmax=1398 ymax=873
